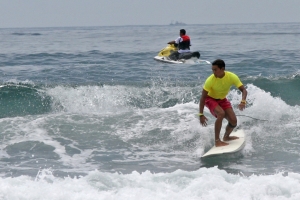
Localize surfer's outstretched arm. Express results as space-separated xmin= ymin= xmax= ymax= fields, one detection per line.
xmin=199 ymin=89 xmax=208 ymax=127
xmin=238 ymin=85 xmax=247 ymax=111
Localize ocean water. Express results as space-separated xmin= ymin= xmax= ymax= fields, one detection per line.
xmin=0 ymin=23 xmax=300 ymax=199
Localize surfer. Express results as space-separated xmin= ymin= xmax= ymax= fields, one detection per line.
xmin=199 ymin=59 xmax=248 ymax=147
xmin=167 ymin=29 xmax=192 ymax=60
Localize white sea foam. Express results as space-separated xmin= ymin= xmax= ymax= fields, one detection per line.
xmin=46 ymin=85 xmax=132 ymax=114
xmin=1 ymin=167 xmax=300 ymax=200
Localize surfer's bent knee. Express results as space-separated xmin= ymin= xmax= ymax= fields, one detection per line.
xmin=227 ymin=122 xmax=236 ymax=128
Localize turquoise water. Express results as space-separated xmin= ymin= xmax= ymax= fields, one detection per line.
xmin=0 ymin=23 xmax=300 ymax=199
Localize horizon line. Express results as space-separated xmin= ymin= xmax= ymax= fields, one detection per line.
xmin=1 ymin=21 xmax=299 ymax=30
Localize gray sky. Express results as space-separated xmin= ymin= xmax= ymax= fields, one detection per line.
xmin=1 ymin=0 xmax=299 ymax=28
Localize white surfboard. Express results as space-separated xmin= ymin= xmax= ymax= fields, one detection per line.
xmin=201 ymin=129 xmax=245 ymax=158
xmin=154 ymin=56 xmax=211 ymax=64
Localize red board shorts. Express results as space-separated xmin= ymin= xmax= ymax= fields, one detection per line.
xmin=205 ymin=96 xmax=232 ymax=118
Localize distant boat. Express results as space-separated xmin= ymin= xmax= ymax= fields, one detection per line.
xmin=169 ymin=21 xmax=186 ymax=26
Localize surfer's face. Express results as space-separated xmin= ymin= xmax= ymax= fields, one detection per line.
xmin=212 ymin=65 xmax=225 ymax=78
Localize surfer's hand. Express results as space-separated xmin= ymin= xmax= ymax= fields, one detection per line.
xmin=199 ymin=115 xmax=208 ymax=127
xmin=238 ymin=102 xmax=246 ymax=111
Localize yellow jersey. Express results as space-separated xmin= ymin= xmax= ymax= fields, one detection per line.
xmin=203 ymin=71 xmax=243 ymax=99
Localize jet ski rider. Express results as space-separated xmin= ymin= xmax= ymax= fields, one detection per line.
xmin=167 ymin=29 xmax=191 ymax=61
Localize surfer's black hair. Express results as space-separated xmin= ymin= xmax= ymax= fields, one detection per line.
xmin=180 ymin=29 xmax=186 ymax=35
xmin=212 ymin=59 xmax=225 ymax=69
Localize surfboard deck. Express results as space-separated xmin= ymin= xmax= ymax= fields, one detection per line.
xmin=201 ymin=129 xmax=245 ymax=158
xmin=154 ymin=56 xmax=211 ymax=64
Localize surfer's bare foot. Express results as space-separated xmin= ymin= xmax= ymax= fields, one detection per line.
xmin=215 ymin=139 xmax=229 ymax=147
xmin=223 ymin=136 xmax=239 ymax=141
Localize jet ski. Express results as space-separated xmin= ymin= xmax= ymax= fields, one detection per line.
xmin=153 ymin=44 xmax=210 ymax=64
